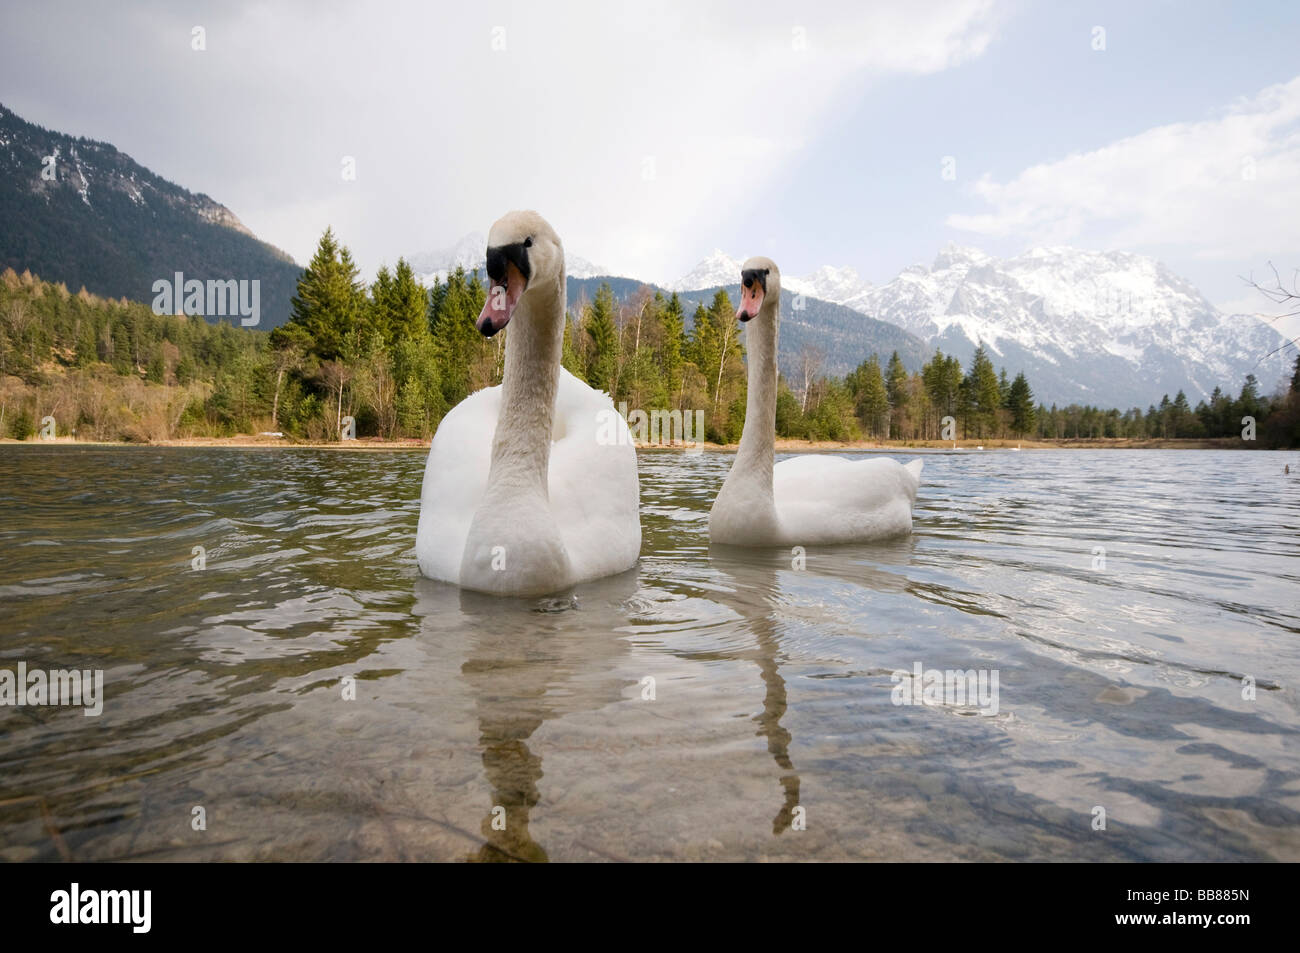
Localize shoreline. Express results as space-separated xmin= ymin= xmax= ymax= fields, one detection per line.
xmin=1 ymin=435 xmax=1286 ymax=452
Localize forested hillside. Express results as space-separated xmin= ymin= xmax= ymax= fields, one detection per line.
xmin=0 ymin=103 xmax=301 ymax=326
xmin=2 ymin=227 xmax=1297 ymax=447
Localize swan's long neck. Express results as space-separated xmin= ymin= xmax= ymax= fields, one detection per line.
xmin=484 ymin=272 xmax=565 ymax=499
xmin=732 ymin=291 xmax=780 ymax=495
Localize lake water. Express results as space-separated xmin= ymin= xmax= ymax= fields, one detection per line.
xmin=1 ymin=445 xmax=1297 ymax=862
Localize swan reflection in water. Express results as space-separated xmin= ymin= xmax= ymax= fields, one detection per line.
xmin=411 ymin=522 xmax=917 ymax=859
xmin=707 ymin=531 xmax=920 ymax=837
xmin=703 ymin=545 xmax=803 ymax=835
xmin=412 ymin=570 xmax=636 ymax=862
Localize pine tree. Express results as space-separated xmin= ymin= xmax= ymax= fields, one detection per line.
xmin=1158 ymin=394 xmax=1172 ymax=438
xmin=688 ymin=301 xmax=716 ymax=378
xmin=145 ymin=344 xmax=166 ymax=384
xmin=1008 ymin=371 xmax=1035 ymax=436
xmin=74 ymin=318 xmax=97 ymax=367
xmin=427 ymin=277 xmax=447 ymax=334
xmin=885 ymin=350 xmax=908 ymax=438
xmin=851 ymin=354 xmax=888 ymax=437
xmin=1172 ymin=390 xmax=1193 ymax=437
xmin=944 ymin=355 xmax=963 ymax=417
xmin=966 ymin=344 xmax=1001 ymax=438
xmin=919 ymin=349 xmax=964 ymax=439
xmin=920 ymin=349 xmax=946 ymax=430
xmin=430 ymin=266 xmax=490 ymax=406
xmin=367 ymin=265 xmax=394 ymax=344
xmin=282 ymin=227 xmax=366 ymax=361
xmin=661 ymin=292 xmax=685 ymax=408
xmin=584 ymin=283 xmax=618 ymax=392
xmin=386 ymin=259 xmax=427 ymax=345
xmin=1238 ymin=374 xmax=1263 ymax=423
xmin=560 ymin=312 xmax=583 ymax=377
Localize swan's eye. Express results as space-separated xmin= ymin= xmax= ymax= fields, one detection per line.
xmin=743 ymin=277 xmax=753 ymax=288
xmin=524 ymin=237 xmax=533 ymax=248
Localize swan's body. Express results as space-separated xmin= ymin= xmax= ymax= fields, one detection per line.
xmin=416 ymin=211 xmax=640 ymax=595
xmin=709 ymin=257 xmax=922 ymax=547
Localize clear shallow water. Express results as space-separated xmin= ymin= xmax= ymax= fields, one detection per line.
xmin=1 ymin=445 xmax=1298 ymax=862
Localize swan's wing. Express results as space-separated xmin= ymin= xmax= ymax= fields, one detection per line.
xmin=773 ymin=454 xmax=922 ymax=543
xmin=547 ymin=369 xmax=642 ymax=581
xmin=415 ymin=385 xmax=501 ymax=583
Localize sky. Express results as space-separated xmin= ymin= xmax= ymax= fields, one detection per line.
xmin=2 ymin=0 xmax=1299 ymax=336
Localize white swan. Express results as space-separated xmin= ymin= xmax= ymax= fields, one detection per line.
xmin=416 ymin=211 xmax=641 ymax=596
xmin=709 ymin=257 xmax=923 ymax=546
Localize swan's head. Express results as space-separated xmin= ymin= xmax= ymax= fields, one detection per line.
xmin=736 ymin=257 xmax=780 ymax=322
xmin=477 ymin=210 xmax=564 ymax=337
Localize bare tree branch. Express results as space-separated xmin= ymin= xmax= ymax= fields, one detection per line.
xmin=1240 ymin=261 xmax=1300 ymax=366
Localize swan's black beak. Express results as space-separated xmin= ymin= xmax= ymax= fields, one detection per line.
xmin=479 ymin=241 xmax=532 ymax=336
xmin=737 ymin=268 xmax=768 ymax=322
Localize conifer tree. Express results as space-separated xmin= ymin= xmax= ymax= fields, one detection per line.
xmin=966 ymin=344 xmax=1001 ymax=438
xmin=584 ymin=283 xmax=618 ymax=392
xmin=368 ymin=265 xmax=394 ymax=344
xmin=1008 ymin=371 xmax=1036 ymax=436
xmin=885 ymin=350 xmax=908 ymax=438
xmin=282 ymin=227 xmax=366 ymax=361
xmin=851 ymin=354 xmax=888 ymax=437
xmin=430 ymin=266 xmax=489 ymax=406
xmin=387 ymin=259 xmax=427 ymax=345
xmin=661 ymin=292 xmax=685 ymax=408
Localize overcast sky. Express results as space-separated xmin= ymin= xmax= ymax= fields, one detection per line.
xmin=3 ymin=0 xmax=1299 ymax=335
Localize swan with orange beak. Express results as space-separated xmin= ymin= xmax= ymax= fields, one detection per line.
xmin=709 ymin=255 xmax=924 ymax=546
xmin=416 ymin=210 xmax=641 ymax=596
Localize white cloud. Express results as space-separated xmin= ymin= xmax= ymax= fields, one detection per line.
xmin=947 ymin=75 xmax=1300 ymax=264
xmin=0 ymin=0 xmax=1003 ymax=283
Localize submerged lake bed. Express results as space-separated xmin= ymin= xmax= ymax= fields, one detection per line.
xmin=1 ymin=446 xmax=1297 ymax=861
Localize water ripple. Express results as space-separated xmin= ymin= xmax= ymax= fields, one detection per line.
xmin=0 ymin=445 xmax=1297 ymax=861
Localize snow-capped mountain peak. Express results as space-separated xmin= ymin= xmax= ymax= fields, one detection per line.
xmin=862 ymin=243 xmax=1292 ymax=406
xmin=407 ymin=231 xmax=486 ymax=279
xmin=783 ymin=265 xmax=874 ymax=311
xmin=669 ymin=253 xmax=876 ymax=309
xmin=408 ymin=232 xmax=609 ymax=284
xmin=411 ymin=226 xmax=1290 ymax=408
xmin=932 ymin=242 xmax=992 ymax=271
xmin=565 ymin=253 xmax=609 ymax=279
xmin=668 ymin=249 xmax=743 ymax=292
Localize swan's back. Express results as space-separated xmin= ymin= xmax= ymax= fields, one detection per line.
xmin=416 ymin=386 xmax=499 ymax=583
xmin=415 ymin=369 xmax=640 ymax=586
xmin=772 ymin=454 xmax=922 ymax=544
xmin=547 ymin=369 xmax=641 ymax=582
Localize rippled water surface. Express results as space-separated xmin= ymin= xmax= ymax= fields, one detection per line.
xmin=1 ymin=445 xmax=1298 ymax=861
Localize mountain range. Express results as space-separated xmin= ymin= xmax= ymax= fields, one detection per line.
xmin=2 ymin=102 xmax=1288 ymax=408
xmin=668 ymin=250 xmax=875 ymax=312
xmin=567 ymin=275 xmax=930 ymax=382
xmin=0 ymin=102 xmax=300 ymax=326
xmin=850 ymin=244 xmax=1293 ymax=408
xmin=415 ymin=235 xmax=1292 ymax=406
xmin=408 ymin=239 xmax=930 ymax=383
